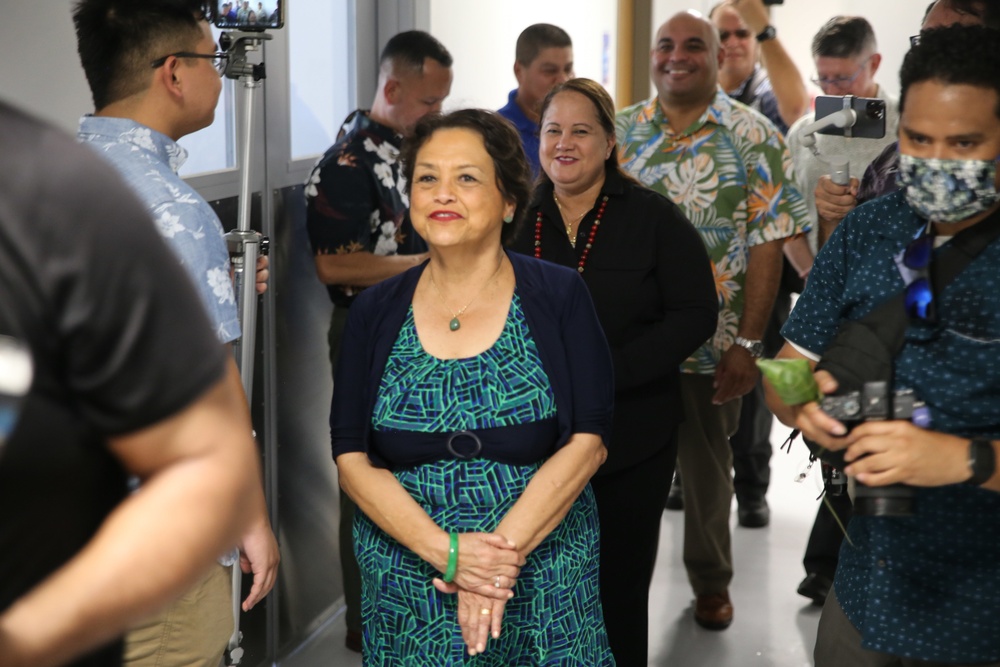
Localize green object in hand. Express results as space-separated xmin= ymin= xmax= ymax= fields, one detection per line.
xmin=757 ymin=358 xmax=820 ymax=405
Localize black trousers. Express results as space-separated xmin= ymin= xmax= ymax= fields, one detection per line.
xmin=590 ymin=433 xmax=677 ymax=667
xmin=803 ymin=490 xmax=853 ymax=579
xmin=730 ymin=381 xmax=772 ymax=503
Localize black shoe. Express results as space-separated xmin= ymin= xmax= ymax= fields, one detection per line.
xmin=737 ymin=497 xmax=770 ymax=528
xmin=665 ymin=474 xmax=683 ymax=510
xmin=797 ymin=573 xmax=833 ymax=606
xmin=345 ymin=628 xmax=363 ymax=653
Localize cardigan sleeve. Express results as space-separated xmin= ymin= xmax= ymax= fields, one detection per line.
xmin=560 ymin=272 xmax=616 ymax=446
xmin=329 ymin=300 xmax=373 ymax=460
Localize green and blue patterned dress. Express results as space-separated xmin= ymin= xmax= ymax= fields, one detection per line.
xmin=356 ymin=293 xmax=614 ymax=665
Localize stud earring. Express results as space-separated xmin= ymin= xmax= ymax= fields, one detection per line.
xmin=503 ymin=213 xmax=514 ymax=224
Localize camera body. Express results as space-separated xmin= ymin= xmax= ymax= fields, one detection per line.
xmin=820 ymin=382 xmax=926 ymax=427
xmin=819 ymin=382 xmax=930 ymax=517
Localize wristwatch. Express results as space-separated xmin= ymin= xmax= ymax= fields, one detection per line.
xmin=964 ymin=438 xmax=996 ymax=486
xmin=734 ymin=336 xmax=765 ymax=358
xmin=756 ymin=25 xmax=777 ymax=42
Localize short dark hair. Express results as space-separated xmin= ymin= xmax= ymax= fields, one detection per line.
xmin=73 ymin=0 xmax=214 ymax=110
xmin=900 ymin=24 xmax=1000 ymax=119
xmin=380 ymin=30 xmax=453 ymax=76
xmin=515 ymin=24 xmax=572 ymax=66
xmin=536 ymin=78 xmax=638 ymax=188
xmin=811 ymin=16 xmax=877 ymax=59
xmin=401 ymin=110 xmax=531 ymax=246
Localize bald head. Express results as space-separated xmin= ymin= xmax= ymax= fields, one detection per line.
xmin=651 ymin=11 xmax=723 ymax=110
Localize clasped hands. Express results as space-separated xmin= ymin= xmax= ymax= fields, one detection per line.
xmin=790 ymin=370 xmax=971 ymax=487
xmin=431 ymin=532 xmax=524 ymax=656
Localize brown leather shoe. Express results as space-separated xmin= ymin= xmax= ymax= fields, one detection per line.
xmin=694 ymin=591 xmax=733 ymax=630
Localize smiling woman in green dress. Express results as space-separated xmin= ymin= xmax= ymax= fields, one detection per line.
xmin=329 ymin=108 xmax=617 ymax=664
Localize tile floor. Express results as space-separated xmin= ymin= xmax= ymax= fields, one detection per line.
xmin=283 ymin=422 xmax=827 ymax=667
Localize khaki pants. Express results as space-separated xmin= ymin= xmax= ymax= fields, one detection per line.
xmin=124 ymin=563 xmax=233 ymax=667
xmin=676 ymin=373 xmax=741 ymax=595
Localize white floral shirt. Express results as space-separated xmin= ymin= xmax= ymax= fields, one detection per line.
xmin=78 ymin=116 xmax=239 ymax=344
xmin=305 ymin=110 xmax=426 ymax=307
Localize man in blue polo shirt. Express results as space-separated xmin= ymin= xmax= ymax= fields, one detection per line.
xmin=767 ymin=24 xmax=1000 ymax=666
xmin=498 ymin=23 xmax=574 ymax=177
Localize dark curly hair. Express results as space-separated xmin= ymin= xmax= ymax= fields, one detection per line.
xmin=900 ymin=24 xmax=1000 ymax=118
xmin=401 ymin=109 xmax=531 ymax=246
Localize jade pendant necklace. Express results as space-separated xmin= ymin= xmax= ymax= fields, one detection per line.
xmin=428 ymin=253 xmax=505 ymax=332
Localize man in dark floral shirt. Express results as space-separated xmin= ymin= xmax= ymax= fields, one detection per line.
xmin=303 ymin=29 xmax=452 ymax=652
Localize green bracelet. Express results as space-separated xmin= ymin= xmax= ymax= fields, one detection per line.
xmin=443 ymin=532 xmax=458 ymax=583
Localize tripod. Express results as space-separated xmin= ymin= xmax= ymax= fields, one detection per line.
xmin=220 ymin=30 xmax=271 ymax=666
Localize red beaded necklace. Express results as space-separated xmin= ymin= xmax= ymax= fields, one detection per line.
xmin=534 ymin=194 xmax=609 ymax=274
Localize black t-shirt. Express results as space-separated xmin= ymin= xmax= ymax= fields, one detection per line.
xmin=0 ymin=101 xmax=228 ymax=666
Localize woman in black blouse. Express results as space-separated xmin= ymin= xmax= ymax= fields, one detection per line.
xmin=511 ymin=78 xmax=718 ymax=666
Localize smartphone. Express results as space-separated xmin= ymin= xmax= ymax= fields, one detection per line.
xmin=814 ymin=95 xmax=887 ymax=139
xmin=214 ymin=0 xmax=283 ymax=30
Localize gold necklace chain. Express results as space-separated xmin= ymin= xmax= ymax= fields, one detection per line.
xmin=428 ymin=252 xmax=505 ymax=332
xmin=553 ymin=192 xmax=592 ymax=249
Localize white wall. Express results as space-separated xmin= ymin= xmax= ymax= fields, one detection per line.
xmin=428 ymin=0 xmax=618 ymax=109
xmin=650 ymin=0 xmax=925 ymax=101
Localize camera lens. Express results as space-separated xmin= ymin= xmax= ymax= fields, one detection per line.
xmin=866 ymin=100 xmax=885 ymax=120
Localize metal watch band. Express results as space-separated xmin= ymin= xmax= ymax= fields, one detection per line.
xmin=965 ymin=438 xmax=996 ymax=486
xmin=734 ymin=336 xmax=764 ymax=358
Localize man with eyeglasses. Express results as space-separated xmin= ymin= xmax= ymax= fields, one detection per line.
xmin=813 ymin=0 xmax=1000 ymax=243
xmin=72 ymin=2 xmax=279 ymax=666
xmin=709 ymin=0 xmax=808 ymax=135
xmin=767 ymin=24 xmax=1000 ymax=667
xmin=788 ymin=17 xmax=897 ymax=251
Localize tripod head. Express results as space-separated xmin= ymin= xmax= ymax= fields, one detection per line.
xmin=219 ymin=31 xmax=271 ymax=81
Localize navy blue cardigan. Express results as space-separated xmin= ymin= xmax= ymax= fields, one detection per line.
xmin=330 ymin=250 xmax=614 ymax=468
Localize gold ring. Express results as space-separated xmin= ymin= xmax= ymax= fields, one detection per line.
xmin=480 ymin=607 xmax=492 ymax=615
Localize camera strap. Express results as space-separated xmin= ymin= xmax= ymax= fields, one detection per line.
xmin=859 ymin=206 xmax=1000 ymax=359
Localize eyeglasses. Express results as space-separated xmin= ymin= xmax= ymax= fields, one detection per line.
xmin=810 ymin=55 xmax=873 ymax=91
xmin=902 ymin=229 xmax=936 ymax=321
xmin=150 ymin=51 xmax=228 ymax=76
xmin=909 ymin=34 xmax=921 ymax=47
xmin=718 ymin=28 xmax=752 ymax=42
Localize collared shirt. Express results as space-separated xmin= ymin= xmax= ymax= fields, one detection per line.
xmin=77 ymin=116 xmax=239 ymax=344
xmin=305 ymin=110 xmax=427 ymax=308
xmin=787 ymin=85 xmax=899 ymax=245
xmin=616 ymin=87 xmax=809 ymax=375
xmin=498 ymin=88 xmax=541 ymax=177
xmin=727 ymin=65 xmax=787 ymax=135
xmin=782 ymin=191 xmax=1000 ymax=663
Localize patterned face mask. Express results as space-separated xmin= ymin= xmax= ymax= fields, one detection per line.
xmin=897 ymin=153 xmax=1000 ymax=224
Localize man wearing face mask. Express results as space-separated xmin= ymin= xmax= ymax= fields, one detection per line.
xmin=766 ymin=25 xmax=1000 ymax=666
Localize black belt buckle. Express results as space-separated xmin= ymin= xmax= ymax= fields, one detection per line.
xmin=446 ymin=430 xmax=483 ymax=460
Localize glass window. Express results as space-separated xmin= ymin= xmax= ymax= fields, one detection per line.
xmin=288 ymin=0 xmax=353 ymax=160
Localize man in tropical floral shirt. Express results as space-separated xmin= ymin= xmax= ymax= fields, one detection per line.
xmin=616 ymin=9 xmax=808 ymax=632
xmin=303 ymin=29 xmax=452 ymax=652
